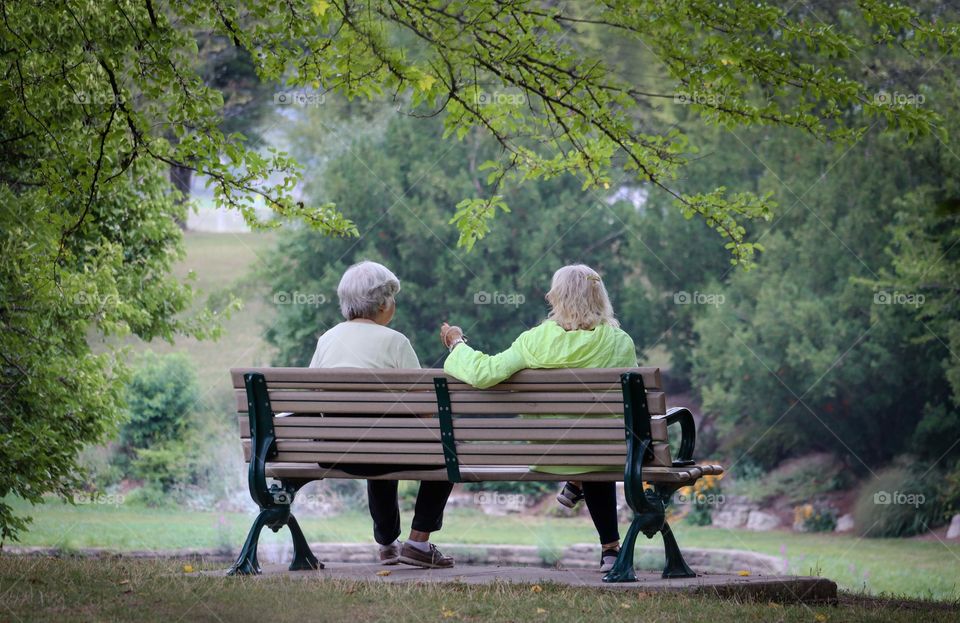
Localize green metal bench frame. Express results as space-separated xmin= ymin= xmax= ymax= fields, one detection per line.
xmin=228 ymin=373 xmax=321 ymax=575
xmin=602 ymin=372 xmax=696 ymax=582
xmin=229 ymin=371 xmax=700 ymax=581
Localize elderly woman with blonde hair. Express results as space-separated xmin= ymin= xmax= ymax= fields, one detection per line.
xmin=440 ymin=264 xmax=637 ymax=572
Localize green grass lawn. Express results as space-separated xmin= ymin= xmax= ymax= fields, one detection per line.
xmin=170 ymin=231 xmax=277 ymax=291
xmin=8 ymin=498 xmax=960 ymax=601
xmin=2 ymin=557 xmax=958 ymax=623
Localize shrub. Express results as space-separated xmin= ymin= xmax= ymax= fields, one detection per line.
xmin=118 ymin=352 xmax=199 ymax=458
xmin=911 ymin=403 xmax=960 ymax=463
xmin=734 ymin=460 xmax=766 ymax=484
xmin=77 ymin=445 xmax=124 ymax=491
xmin=673 ymin=473 xmax=723 ymax=526
xmin=322 ymin=479 xmax=367 ymax=508
xmin=124 ymin=483 xmax=175 ymax=508
xmin=398 ymin=480 xmax=419 ymax=512
xmin=130 ymin=439 xmax=197 ymax=492
xmin=853 ymin=465 xmax=944 ymax=537
xmin=793 ymin=503 xmax=837 ymax=532
xmin=735 ymin=454 xmax=850 ymax=505
xmin=111 ymin=352 xmax=205 ymax=500
xmin=942 ymin=464 xmax=960 ymax=518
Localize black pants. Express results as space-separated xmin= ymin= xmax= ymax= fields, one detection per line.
xmin=367 ymin=480 xmax=454 ymax=546
xmin=582 ymin=481 xmax=621 ymax=545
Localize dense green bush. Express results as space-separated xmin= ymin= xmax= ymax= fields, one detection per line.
xmin=111 ymin=352 xmax=218 ymax=504
xmin=668 ymin=473 xmax=723 ymax=526
xmin=910 ymin=403 xmax=960 ymax=464
xmin=324 ymin=479 xmax=368 ymax=508
xmin=119 ymin=352 xmax=199 ymax=457
xmin=77 ymin=445 xmax=124 ymax=493
xmin=853 ymin=466 xmax=944 ymax=538
xmin=793 ymin=503 xmax=838 ymax=533
xmin=130 ymin=440 xmax=198 ymax=492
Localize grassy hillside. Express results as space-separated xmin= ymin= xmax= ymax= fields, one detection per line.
xmin=94 ymin=231 xmax=281 ymax=405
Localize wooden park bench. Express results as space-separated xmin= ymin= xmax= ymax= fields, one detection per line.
xmin=228 ymin=367 xmax=723 ymax=582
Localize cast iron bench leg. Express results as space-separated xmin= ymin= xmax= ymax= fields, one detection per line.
xmin=228 ymin=508 xmax=321 ymax=575
xmin=288 ymin=513 xmax=322 ymax=571
xmin=660 ymin=520 xmax=695 ymax=578
xmin=229 ymin=507 xmax=285 ymax=576
xmin=603 ymin=512 xmax=651 ymax=582
xmin=603 ymin=496 xmax=696 ymax=582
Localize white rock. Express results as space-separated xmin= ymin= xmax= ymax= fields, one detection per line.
xmin=711 ymin=506 xmax=751 ymax=529
xmin=745 ymin=510 xmax=781 ymax=531
xmin=835 ymin=514 xmax=855 ymax=532
xmin=947 ymin=514 xmax=960 ymax=539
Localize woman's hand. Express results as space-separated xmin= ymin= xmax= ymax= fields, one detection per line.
xmin=440 ymin=322 xmax=464 ymax=348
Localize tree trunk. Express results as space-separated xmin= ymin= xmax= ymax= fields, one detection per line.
xmin=169 ymin=164 xmax=192 ymax=230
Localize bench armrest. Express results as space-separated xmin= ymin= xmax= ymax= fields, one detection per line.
xmin=652 ymin=407 xmax=696 ymax=465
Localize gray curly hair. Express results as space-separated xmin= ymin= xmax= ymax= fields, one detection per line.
xmin=337 ymin=260 xmax=401 ymax=320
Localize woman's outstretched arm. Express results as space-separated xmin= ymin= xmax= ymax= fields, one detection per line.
xmin=443 ymin=339 xmax=527 ymax=389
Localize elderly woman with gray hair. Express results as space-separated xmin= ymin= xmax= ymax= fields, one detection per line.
xmin=440 ymin=264 xmax=637 ymax=573
xmin=309 ymin=260 xmax=454 ymax=569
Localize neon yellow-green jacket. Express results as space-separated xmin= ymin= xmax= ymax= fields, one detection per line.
xmin=443 ymin=320 xmax=638 ymax=474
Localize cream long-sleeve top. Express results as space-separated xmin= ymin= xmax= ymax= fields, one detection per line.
xmin=309 ymin=320 xmax=421 ymax=369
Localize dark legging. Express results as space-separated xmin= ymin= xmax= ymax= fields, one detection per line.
xmin=367 ymin=480 xmax=454 ymax=545
xmin=317 ymin=459 xmax=454 ymax=545
xmin=582 ymin=481 xmax=620 ymax=545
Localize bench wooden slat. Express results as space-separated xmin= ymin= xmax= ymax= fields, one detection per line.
xmin=230 ymin=367 xmax=662 ymax=391
xmin=259 ymin=464 xmax=703 ymax=484
xmin=237 ymin=416 xmax=669 ymax=442
xmin=252 ymin=389 xmax=629 ymax=403
xmin=248 ymin=382 xmax=634 ymax=392
xmin=252 ymin=401 xmax=438 ymax=415
xmin=243 ymin=450 xmax=672 ymax=467
xmin=264 ymin=452 xmax=626 ymax=465
xmin=272 ymin=441 xmax=628 ymax=455
xmin=257 ymin=400 xmax=663 ymax=415
xmin=259 ymin=416 xmax=630 ymax=427
xmin=241 ymin=425 xmax=630 ymax=442
xmin=235 ymin=393 xmax=666 ymax=415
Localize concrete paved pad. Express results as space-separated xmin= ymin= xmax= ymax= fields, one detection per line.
xmin=219 ymin=562 xmax=837 ymax=604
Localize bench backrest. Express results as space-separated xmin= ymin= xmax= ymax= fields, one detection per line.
xmin=232 ymin=367 xmax=673 ymax=471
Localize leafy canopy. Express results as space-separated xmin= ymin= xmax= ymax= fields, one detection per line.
xmin=7 ymin=1 xmax=956 ymax=263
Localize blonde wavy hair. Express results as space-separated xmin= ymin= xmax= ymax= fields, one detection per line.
xmin=545 ymin=264 xmax=619 ymax=331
